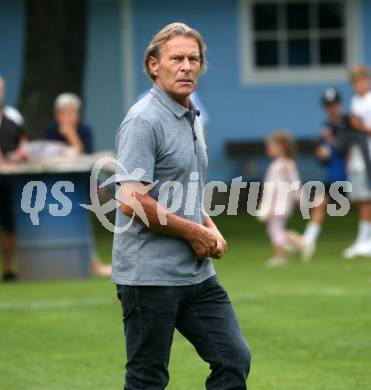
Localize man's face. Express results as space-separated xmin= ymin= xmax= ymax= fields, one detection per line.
xmin=148 ymin=35 xmax=202 ymax=104
xmin=352 ymin=77 xmax=370 ymax=96
xmin=0 ymin=78 xmax=4 ymax=109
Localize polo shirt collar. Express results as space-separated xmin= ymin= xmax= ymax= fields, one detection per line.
xmin=150 ymin=83 xmax=195 ymax=118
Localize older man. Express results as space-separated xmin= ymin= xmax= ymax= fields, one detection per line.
xmin=0 ymin=76 xmax=24 ymax=281
xmin=113 ymin=23 xmax=251 ymax=389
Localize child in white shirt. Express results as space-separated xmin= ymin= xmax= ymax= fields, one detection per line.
xmin=259 ymin=131 xmax=301 ymax=267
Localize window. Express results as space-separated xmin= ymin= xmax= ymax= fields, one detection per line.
xmin=239 ymin=0 xmax=363 ymax=84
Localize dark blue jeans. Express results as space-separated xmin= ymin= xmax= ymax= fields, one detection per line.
xmin=116 ymin=275 xmax=251 ymax=389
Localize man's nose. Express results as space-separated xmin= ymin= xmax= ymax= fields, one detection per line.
xmin=180 ymin=58 xmax=191 ymax=71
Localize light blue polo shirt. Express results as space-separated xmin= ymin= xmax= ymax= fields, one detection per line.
xmin=112 ymin=83 xmax=215 ymax=286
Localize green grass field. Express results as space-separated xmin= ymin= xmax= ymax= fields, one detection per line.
xmin=1 ymin=212 xmax=371 ymax=389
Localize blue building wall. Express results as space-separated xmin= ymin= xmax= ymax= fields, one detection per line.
xmin=0 ymin=0 xmax=25 ymax=106
xmin=131 ymin=0 xmax=370 ymax=180
xmin=362 ymin=0 xmax=371 ymax=66
xmin=83 ymin=0 xmax=124 ymax=152
xmin=1 ymin=0 xmax=371 ymax=181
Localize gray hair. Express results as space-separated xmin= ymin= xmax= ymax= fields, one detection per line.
xmin=144 ymin=22 xmax=207 ymax=80
xmin=54 ymin=93 xmax=81 ymax=111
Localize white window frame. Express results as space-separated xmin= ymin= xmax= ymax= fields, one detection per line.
xmin=238 ymin=0 xmax=363 ymax=85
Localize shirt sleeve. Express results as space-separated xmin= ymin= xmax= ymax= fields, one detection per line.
xmin=285 ymin=161 xmax=301 ymax=201
xmin=286 ymin=161 xmax=300 ymax=183
xmin=350 ymin=96 xmax=360 ymax=116
xmin=116 ymin=115 xmax=157 ymax=184
xmin=79 ymin=125 xmax=94 ymax=154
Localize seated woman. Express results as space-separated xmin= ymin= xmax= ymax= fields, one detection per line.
xmin=45 ymin=93 xmax=111 ymax=277
xmin=45 ymin=93 xmax=93 ymax=154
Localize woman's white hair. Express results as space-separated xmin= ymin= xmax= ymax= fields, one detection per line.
xmin=54 ymin=93 xmax=81 ymax=110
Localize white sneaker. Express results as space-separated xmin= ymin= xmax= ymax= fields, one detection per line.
xmin=300 ymin=240 xmax=316 ymax=262
xmin=265 ymin=257 xmax=288 ymax=268
xmin=343 ymin=242 xmax=369 ymax=259
xmin=354 ymin=240 xmax=371 ymax=257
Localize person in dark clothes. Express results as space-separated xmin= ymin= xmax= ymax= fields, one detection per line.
xmin=44 ymin=93 xmax=111 ymax=277
xmin=292 ymin=88 xmax=348 ymax=260
xmin=0 ymin=76 xmax=25 ymax=281
xmin=45 ymin=93 xmax=94 ymax=154
xmin=114 ymin=23 xmax=250 ymax=389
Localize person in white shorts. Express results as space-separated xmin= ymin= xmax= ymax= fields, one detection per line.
xmin=344 ymin=66 xmax=371 ymax=258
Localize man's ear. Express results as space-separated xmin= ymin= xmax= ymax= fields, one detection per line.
xmin=148 ymin=56 xmax=159 ymax=78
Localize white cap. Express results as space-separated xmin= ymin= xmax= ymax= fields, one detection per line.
xmin=4 ymin=105 xmax=24 ymax=126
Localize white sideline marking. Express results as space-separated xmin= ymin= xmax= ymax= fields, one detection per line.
xmin=231 ymin=287 xmax=347 ymax=300
xmin=0 ymin=297 xmax=114 ymax=311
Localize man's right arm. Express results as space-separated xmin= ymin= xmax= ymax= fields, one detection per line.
xmin=119 ymin=181 xmax=218 ymax=259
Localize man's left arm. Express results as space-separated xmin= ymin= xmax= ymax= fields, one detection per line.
xmin=203 ymin=213 xmax=228 ymax=259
